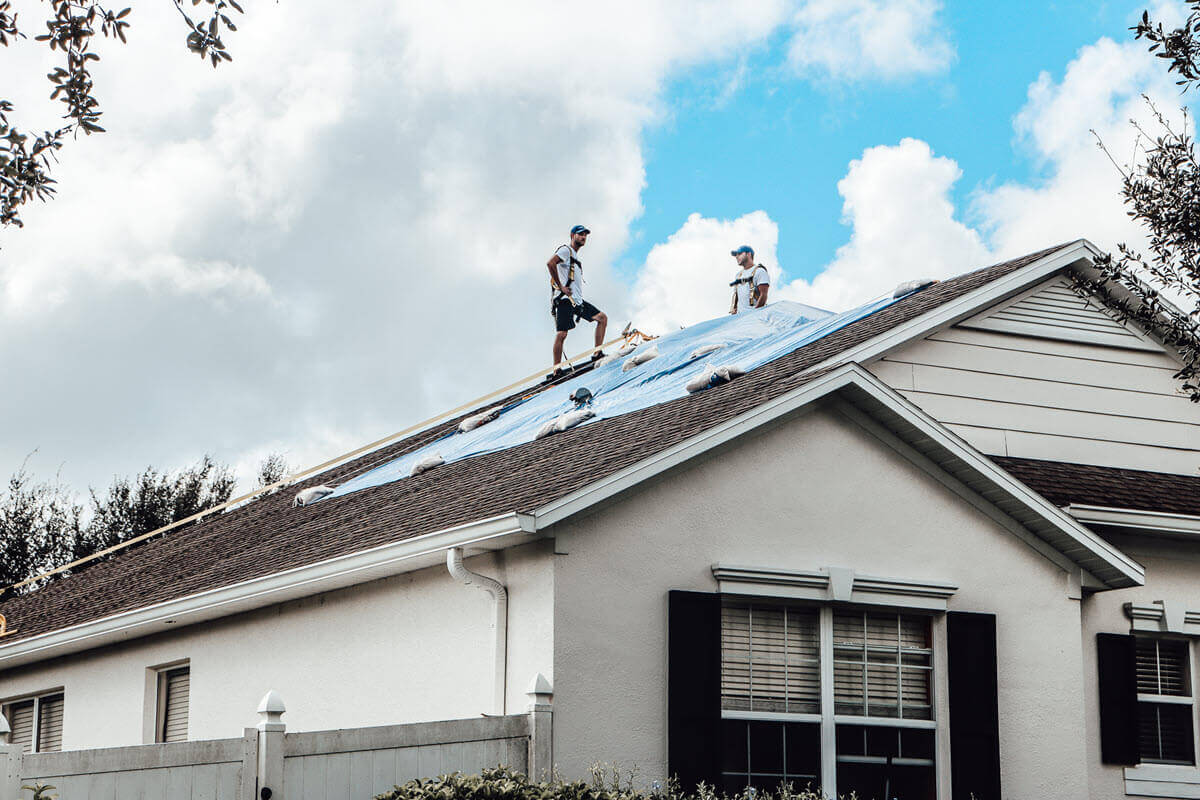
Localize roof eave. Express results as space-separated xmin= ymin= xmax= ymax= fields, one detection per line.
xmin=0 ymin=513 xmax=537 ymax=671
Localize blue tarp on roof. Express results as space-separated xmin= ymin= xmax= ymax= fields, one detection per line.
xmin=326 ymin=294 xmax=905 ymax=501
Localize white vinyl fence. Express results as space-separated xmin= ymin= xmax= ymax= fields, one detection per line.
xmin=1 ymin=676 xmax=553 ymax=800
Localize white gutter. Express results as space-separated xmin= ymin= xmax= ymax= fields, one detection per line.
xmin=1066 ymin=505 xmax=1200 ymax=537
xmin=446 ymin=548 xmax=508 ymax=715
xmin=0 ymin=513 xmax=538 ymax=671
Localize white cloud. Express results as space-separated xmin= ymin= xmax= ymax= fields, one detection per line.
xmin=777 ymin=138 xmax=989 ymax=310
xmin=788 ymin=0 xmax=954 ymax=82
xmin=0 ymin=0 xmax=807 ymax=492
xmin=972 ymin=33 xmax=1189 ymax=260
xmin=630 ymin=211 xmax=780 ymax=332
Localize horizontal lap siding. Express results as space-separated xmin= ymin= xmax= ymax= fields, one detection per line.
xmin=870 ymin=283 xmax=1200 ymax=475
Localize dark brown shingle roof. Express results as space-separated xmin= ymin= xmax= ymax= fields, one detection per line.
xmin=993 ymin=456 xmax=1200 ymax=517
xmin=0 ymin=244 xmax=1072 ymax=645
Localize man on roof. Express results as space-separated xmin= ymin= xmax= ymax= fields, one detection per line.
xmin=729 ymin=245 xmax=770 ymax=314
xmin=547 ymin=224 xmax=608 ymax=378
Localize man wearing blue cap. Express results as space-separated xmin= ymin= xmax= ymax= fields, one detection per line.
xmin=547 ymin=224 xmax=608 ymax=377
xmin=729 ymin=245 xmax=770 ymax=314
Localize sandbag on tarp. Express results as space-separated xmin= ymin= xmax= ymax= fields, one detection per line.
xmin=410 ymin=453 xmax=444 ymax=476
xmin=685 ymin=364 xmax=745 ymax=393
xmin=459 ymin=406 xmax=504 ymax=433
xmin=322 ymin=294 xmax=908 ymax=502
xmin=293 ymin=486 xmax=335 ymax=507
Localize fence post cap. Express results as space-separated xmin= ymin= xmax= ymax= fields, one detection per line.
xmin=257 ymin=690 xmax=286 ymax=731
xmin=527 ymin=673 xmax=553 ymax=696
xmin=257 ymin=689 xmax=286 ymax=714
xmin=526 ymin=673 xmax=553 ymax=712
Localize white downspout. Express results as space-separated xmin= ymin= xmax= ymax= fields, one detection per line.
xmin=446 ymin=547 xmax=508 ymax=715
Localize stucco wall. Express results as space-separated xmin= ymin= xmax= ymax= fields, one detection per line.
xmin=0 ymin=540 xmax=554 ymax=751
xmin=550 ymin=403 xmax=1090 ymax=798
xmin=1081 ymin=534 xmax=1200 ymax=799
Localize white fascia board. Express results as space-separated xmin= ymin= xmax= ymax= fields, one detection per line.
xmin=526 ymin=365 xmax=862 ymax=529
xmin=527 ymin=362 xmax=1143 ymax=589
xmin=0 ymin=513 xmax=533 ymax=671
xmin=809 ymin=240 xmax=1099 ymax=372
xmin=1067 ymin=504 xmax=1200 ymax=537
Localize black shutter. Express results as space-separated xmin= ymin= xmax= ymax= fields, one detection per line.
xmin=947 ymin=611 xmax=1001 ymax=800
xmin=1097 ymin=633 xmax=1139 ymax=765
xmin=667 ymin=590 xmax=721 ymax=792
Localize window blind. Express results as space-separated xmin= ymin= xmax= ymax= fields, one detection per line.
xmin=35 ymin=694 xmax=63 ymax=752
xmin=721 ymin=603 xmax=820 ymax=714
xmin=833 ymin=610 xmax=932 ymax=719
xmin=4 ymin=700 xmax=34 ymax=754
xmin=1136 ymin=638 xmax=1190 ymax=696
xmin=1135 ymin=638 xmax=1194 ymax=764
xmin=160 ymin=667 xmax=190 ymax=743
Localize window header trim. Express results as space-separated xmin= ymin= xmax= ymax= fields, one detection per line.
xmin=712 ymin=564 xmax=958 ymax=611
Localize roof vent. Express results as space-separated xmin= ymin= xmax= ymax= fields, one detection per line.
xmin=293 ymin=486 xmax=335 ymax=507
xmin=569 ymin=387 xmax=593 ymax=406
xmin=685 ymin=364 xmax=745 ymax=394
xmin=458 ymin=405 xmax=504 ymax=433
xmin=535 ymin=408 xmax=596 ymax=440
xmin=410 ymin=453 xmax=445 ymax=476
xmin=893 ymin=278 xmax=938 ymax=298
xmin=622 ymin=345 xmax=660 ymax=372
xmin=689 ymin=343 xmax=723 ymax=360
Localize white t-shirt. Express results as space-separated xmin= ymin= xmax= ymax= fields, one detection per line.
xmin=554 ymin=245 xmax=584 ymax=302
xmin=734 ymin=265 xmax=769 ymax=313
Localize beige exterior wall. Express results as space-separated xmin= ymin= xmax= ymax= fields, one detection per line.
xmin=0 ymin=540 xmax=555 ymax=751
xmin=550 ymin=403 xmax=1091 ymax=798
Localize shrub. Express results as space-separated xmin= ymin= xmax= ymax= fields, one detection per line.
xmin=373 ymin=767 xmax=827 ymax=800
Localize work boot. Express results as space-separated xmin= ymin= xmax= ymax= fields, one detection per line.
xmin=590 ymin=350 xmax=606 ymax=362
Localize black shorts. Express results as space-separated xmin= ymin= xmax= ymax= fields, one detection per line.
xmin=555 ymin=297 xmax=602 ymax=332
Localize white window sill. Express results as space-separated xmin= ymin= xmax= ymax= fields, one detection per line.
xmin=1125 ymin=764 xmax=1200 ymax=798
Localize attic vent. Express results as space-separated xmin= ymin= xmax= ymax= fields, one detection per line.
xmin=410 ymin=454 xmax=445 ymax=476
xmin=293 ymin=486 xmax=335 ymax=507
xmin=957 ymin=277 xmax=1159 ymax=352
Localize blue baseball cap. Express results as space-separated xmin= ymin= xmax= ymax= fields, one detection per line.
xmin=730 ymin=245 xmax=754 ymax=256
xmin=570 ymin=224 xmax=591 ymax=236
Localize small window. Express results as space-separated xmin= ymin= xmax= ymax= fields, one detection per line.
xmin=2 ymin=692 xmax=64 ymax=754
xmin=1136 ymin=638 xmax=1195 ymax=765
xmin=156 ymin=666 xmax=190 ymax=743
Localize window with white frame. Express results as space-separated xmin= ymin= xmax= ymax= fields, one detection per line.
xmin=1 ymin=691 xmax=64 ymax=754
xmin=1135 ymin=636 xmax=1195 ymax=765
xmin=155 ymin=664 xmax=190 ymax=743
xmin=721 ymin=599 xmax=936 ymax=800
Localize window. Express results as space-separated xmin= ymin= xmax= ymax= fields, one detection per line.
xmin=721 ymin=600 xmax=937 ymax=800
xmin=1136 ymin=637 xmax=1195 ymax=765
xmin=1 ymin=692 xmax=64 ymax=754
xmin=156 ymin=665 xmax=190 ymax=743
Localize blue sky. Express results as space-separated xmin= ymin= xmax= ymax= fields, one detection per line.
xmin=0 ymin=0 xmax=1187 ymax=491
xmin=620 ymin=1 xmax=1145 ymax=283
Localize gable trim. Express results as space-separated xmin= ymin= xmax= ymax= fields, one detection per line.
xmin=810 ymin=240 xmax=1102 ymax=374
xmin=528 ymin=362 xmax=1143 ymax=590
